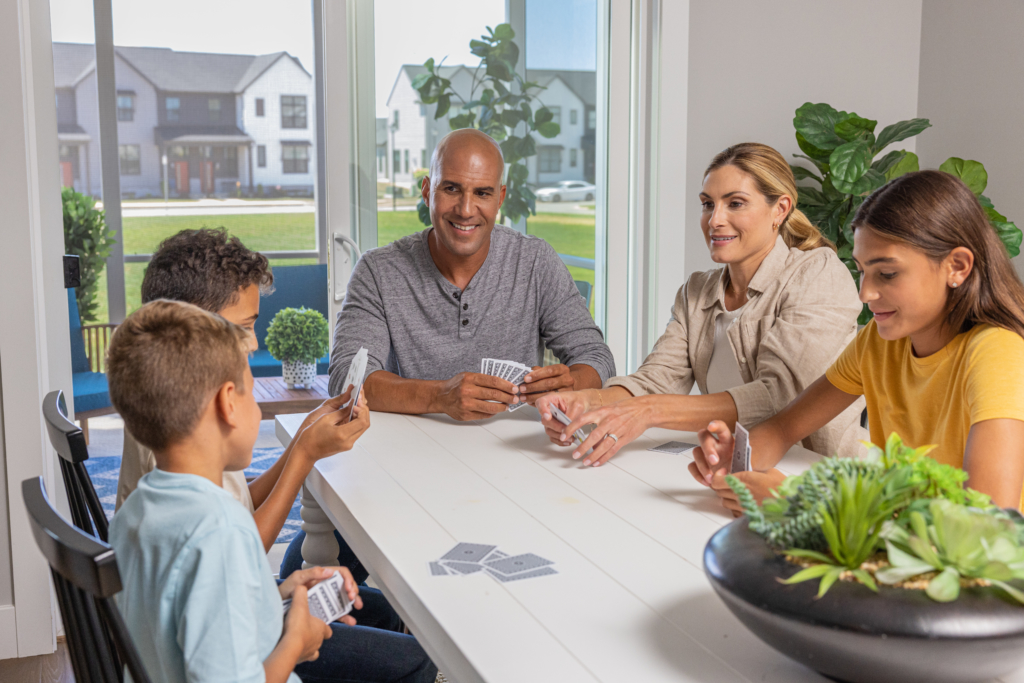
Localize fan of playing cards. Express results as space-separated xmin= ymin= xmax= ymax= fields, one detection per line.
xmin=282 ymin=570 xmax=353 ymax=624
xmin=340 ymin=347 xmax=368 ymax=422
xmin=429 ymin=543 xmax=558 ymax=583
xmin=480 ymin=358 xmax=531 ymax=412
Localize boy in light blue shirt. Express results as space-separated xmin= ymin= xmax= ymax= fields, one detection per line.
xmin=108 ymin=300 xmax=366 ymax=683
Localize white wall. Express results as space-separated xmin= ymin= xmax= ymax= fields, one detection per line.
xmin=242 ymin=56 xmax=316 ymax=190
xmin=916 ymin=0 xmax=1024 ymax=276
xmin=674 ymin=0 xmax=924 ymax=284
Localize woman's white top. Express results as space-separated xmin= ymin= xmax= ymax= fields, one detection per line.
xmin=705 ymin=305 xmax=746 ymax=395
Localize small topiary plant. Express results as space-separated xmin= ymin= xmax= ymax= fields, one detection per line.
xmin=265 ymin=307 xmax=330 ymax=365
xmin=62 ymin=187 xmax=116 ymax=323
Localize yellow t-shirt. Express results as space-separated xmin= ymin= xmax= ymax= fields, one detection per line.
xmin=826 ymin=320 xmax=1024 ymax=475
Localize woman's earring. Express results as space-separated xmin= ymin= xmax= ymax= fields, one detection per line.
xmin=950 ymin=282 xmax=960 ymax=289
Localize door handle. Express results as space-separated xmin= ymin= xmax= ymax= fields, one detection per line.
xmin=332 ymin=232 xmax=362 ymax=303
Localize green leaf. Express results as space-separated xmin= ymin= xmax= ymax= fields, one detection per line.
xmin=537 ymin=121 xmax=560 ymax=138
xmin=508 ymin=162 xmax=529 ymax=184
xmin=939 ymin=157 xmax=988 ymax=195
xmin=780 ymin=563 xmax=834 ymax=585
xmin=411 ymin=73 xmax=431 ymax=90
xmin=926 ymin=567 xmax=961 ymax=602
xmin=991 ymin=579 xmax=1024 ymax=605
xmin=835 ymin=116 xmax=877 ymax=145
xmin=978 ymin=194 xmax=1007 ymax=222
xmin=492 ymin=23 xmax=514 ymax=40
xmin=795 ymin=134 xmax=832 ymax=164
xmin=417 ymin=198 xmax=431 ymax=226
xmin=797 ymin=186 xmax=828 ymax=207
xmin=829 ymin=141 xmax=872 ymax=194
xmin=874 ymin=118 xmax=931 ymax=153
xmin=852 ymin=568 xmax=878 ymax=592
xmin=436 ymin=94 xmax=451 ymax=118
xmin=885 ymin=151 xmax=919 ymax=180
xmin=992 ymin=221 xmax=1023 ymax=258
xmin=785 ymin=548 xmax=835 ymax=564
xmin=534 ymin=107 xmax=554 ymax=126
xmin=817 ymin=566 xmax=844 ymax=598
xmin=793 ymin=102 xmax=847 ymax=150
xmin=791 ymin=165 xmax=822 ymax=183
xmin=871 ymin=150 xmax=905 ymax=176
xmin=469 ymin=39 xmax=490 ymax=57
xmin=849 ymin=169 xmax=887 ymax=196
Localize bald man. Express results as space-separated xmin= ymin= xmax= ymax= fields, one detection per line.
xmin=329 ymin=129 xmax=614 ymax=420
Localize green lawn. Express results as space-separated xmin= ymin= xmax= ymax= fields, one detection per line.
xmin=90 ymin=210 xmax=594 ymax=322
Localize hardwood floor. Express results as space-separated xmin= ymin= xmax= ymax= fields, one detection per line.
xmin=0 ymin=640 xmax=75 ymax=682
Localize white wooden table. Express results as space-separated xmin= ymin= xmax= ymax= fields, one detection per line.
xmin=275 ymin=409 xmax=1024 ymax=683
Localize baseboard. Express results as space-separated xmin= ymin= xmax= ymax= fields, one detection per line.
xmin=0 ymin=604 xmax=18 ymax=659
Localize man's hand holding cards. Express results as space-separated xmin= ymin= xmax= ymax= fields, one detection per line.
xmin=516 ymin=363 xmax=576 ymax=404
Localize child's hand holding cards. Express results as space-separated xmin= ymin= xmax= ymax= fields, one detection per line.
xmin=283 ymin=570 xmax=354 ymax=624
xmin=730 ymin=422 xmax=752 ymax=473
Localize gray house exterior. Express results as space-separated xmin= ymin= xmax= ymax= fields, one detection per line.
xmin=52 ymin=43 xmax=315 ymax=199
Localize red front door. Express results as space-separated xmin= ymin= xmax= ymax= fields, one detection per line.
xmin=174 ymin=162 xmax=189 ymax=196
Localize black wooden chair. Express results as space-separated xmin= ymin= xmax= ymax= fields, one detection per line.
xmin=22 ymin=476 xmax=151 ymax=683
xmin=42 ymin=389 xmax=108 ymax=541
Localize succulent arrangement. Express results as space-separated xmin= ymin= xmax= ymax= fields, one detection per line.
xmin=728 ymin=434 xmax=1024 ymax=603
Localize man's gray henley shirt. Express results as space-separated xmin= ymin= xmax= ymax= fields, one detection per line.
xmin=328 ymin=226 xmax=615 ymax=394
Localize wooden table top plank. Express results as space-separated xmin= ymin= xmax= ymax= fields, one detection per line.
xmin=255 ymin=375 xmax=332 ymax=418
xmin=421 ymin=412 xmax=824 ymax=683
xmin=307 ymin=447 xmax=598 ymax=683
xmin=350 ymin=413 xmax=746 ymax=683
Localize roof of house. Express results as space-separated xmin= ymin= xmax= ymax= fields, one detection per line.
xmin=51 ymin=43 xmax=310 ymax=93
xmin=390 ymin=64 xmax=596 ymax=108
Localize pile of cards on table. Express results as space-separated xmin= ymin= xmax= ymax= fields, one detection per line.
xmin=282 ymin=570 xmax=353 ymax=624
xmin=429 ymin=542 xmax=558 ymax=583
xmin=480 ymin=358 xmax=531 ymax=411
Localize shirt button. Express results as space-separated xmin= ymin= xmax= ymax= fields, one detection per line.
xmin=453 ymin=291 xmax=461 ymax=299
xmin=462 ymin=319 xmax=469 ymax=326
xmin=462 ymin=303 xmax=468 ymax=310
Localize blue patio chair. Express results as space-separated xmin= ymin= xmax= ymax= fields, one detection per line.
xmin=68 ymin=289 xmax=115 ymax=443
xmin=575 ymin=280 xmax=593 ymax=308
xmin=250 ymin=263 xmax=331 ymax=377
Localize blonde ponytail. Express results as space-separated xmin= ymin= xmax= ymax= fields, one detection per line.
xmin=705 ymin=143 xmax=836 ymax=253
xmin=780 ymin=206 xmax=835 ymax=252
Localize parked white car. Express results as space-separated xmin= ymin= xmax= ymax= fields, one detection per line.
xmin=536 ymin=180 xmax=596 ymax=202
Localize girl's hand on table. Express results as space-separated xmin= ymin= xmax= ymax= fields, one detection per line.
xmin=708 ymin=469 xmax=787 ymax=516
xmin=563 ymin=397 xmax=655 ymax=467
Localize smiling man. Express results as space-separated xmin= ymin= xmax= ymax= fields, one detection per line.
xmin=329 ymin=129 xmax=614 ymax=420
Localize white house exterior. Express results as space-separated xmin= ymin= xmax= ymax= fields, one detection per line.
xmin=384 ymin=64 xmax=596 ymax=190
xmin=51 ymin=43 xmax=314 ymax=199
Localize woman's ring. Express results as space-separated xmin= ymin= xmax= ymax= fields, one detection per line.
xmin=606 ymin=433 xmax=619 ymax=444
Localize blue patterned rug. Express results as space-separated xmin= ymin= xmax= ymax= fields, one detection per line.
xmin=84 ymin=447 xmax=302 ymax=544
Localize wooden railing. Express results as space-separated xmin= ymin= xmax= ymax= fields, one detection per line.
xmin=81 ymin=324 xmax=118 ymax=373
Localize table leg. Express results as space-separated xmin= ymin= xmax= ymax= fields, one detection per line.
xmin=300 ymin=482 xmax=340 ymax=569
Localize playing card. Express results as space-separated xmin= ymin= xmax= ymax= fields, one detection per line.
xmin=440 ymin=561 xmax=485 ymax=575
xmin=648 ymin=441 xmax=698 ymax=454
xmin=283 ymin=570 xmax=352 ymax=624
xmin=507 ymin=400 xmax=529 ymax=412
xmin=482 ymin=548 xmax=508 ymax=563
xmin=548 ymin=405 xmax=586 ymax=445
xmin=731 ymin=423 xmax=752 ymax=473
xmin=340 ymin=347 xmax=368 ymax=422
xmin=485 ymin=566 xmax=558 ymax=583
xmin=440 ymin=542 xmax=497 ymax=563
xmin=484 ymin=553 xmax=554 ymax=576
xmin=429 ymin=561 xmax=451 ymax=576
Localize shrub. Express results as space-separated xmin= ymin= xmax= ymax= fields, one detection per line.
xmin=265 ymin=307 xmax=330 ymax=364
xmin=62 ymin=187 xmax=116 ymax=323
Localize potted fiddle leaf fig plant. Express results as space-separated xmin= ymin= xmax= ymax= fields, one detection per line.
xmin=703 ymin=434 xmax=1024 ymax=683
xmin=789 ymin=103 xmax=1022 ymax=323
xmin=264 ymin=307 xmax=329 ymax=389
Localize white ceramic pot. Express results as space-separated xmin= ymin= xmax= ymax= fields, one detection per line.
xmin=282 ymin=360 xmax=317 ymax=389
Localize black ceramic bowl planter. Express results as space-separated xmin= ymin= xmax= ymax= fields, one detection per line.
xmin=704 ymin=519 xmax=1024 ymax=683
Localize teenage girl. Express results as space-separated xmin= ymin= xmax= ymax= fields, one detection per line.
xmin=693 ymin=170 xmax=1024 ymax=511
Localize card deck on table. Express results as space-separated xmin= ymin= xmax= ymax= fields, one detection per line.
xmin=731 ymin=423 xmax=752 ymax=473
xmin=282 ymin=570 xmax=352 ymax=623
xmin=429 ymin=561 xmax=451 ymax=576
xmin=648 ymin=441 xmax=698 ymax=454
xmin=341 ymin=347 xmax=368 ymax=423
xmin=485 ymin=566 xmax=558 ymax=583
xmin=440 ymin=561 xmax=485 ymax=575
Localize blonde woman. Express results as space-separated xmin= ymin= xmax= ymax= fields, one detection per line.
xmin=537 ymin=142 xmax=867 ymax=468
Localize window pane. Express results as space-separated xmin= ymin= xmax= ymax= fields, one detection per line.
xmin=50 ymin=0 xmax=321 ymax=325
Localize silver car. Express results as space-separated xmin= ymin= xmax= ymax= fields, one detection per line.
xmin=536 ymin=180 xmax=596 ymax=202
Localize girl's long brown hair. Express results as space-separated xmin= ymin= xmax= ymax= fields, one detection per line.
xmin=853 ymin=170 xmax=1024 ymax=338
xmin=705 ymin=142 xmax=835 ymax=252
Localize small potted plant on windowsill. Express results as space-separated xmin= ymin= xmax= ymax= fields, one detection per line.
xmin=264 ymin=307 xmax=329 ymax=389
xmin=704 ymin=434 xmax=1024 ymax=683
